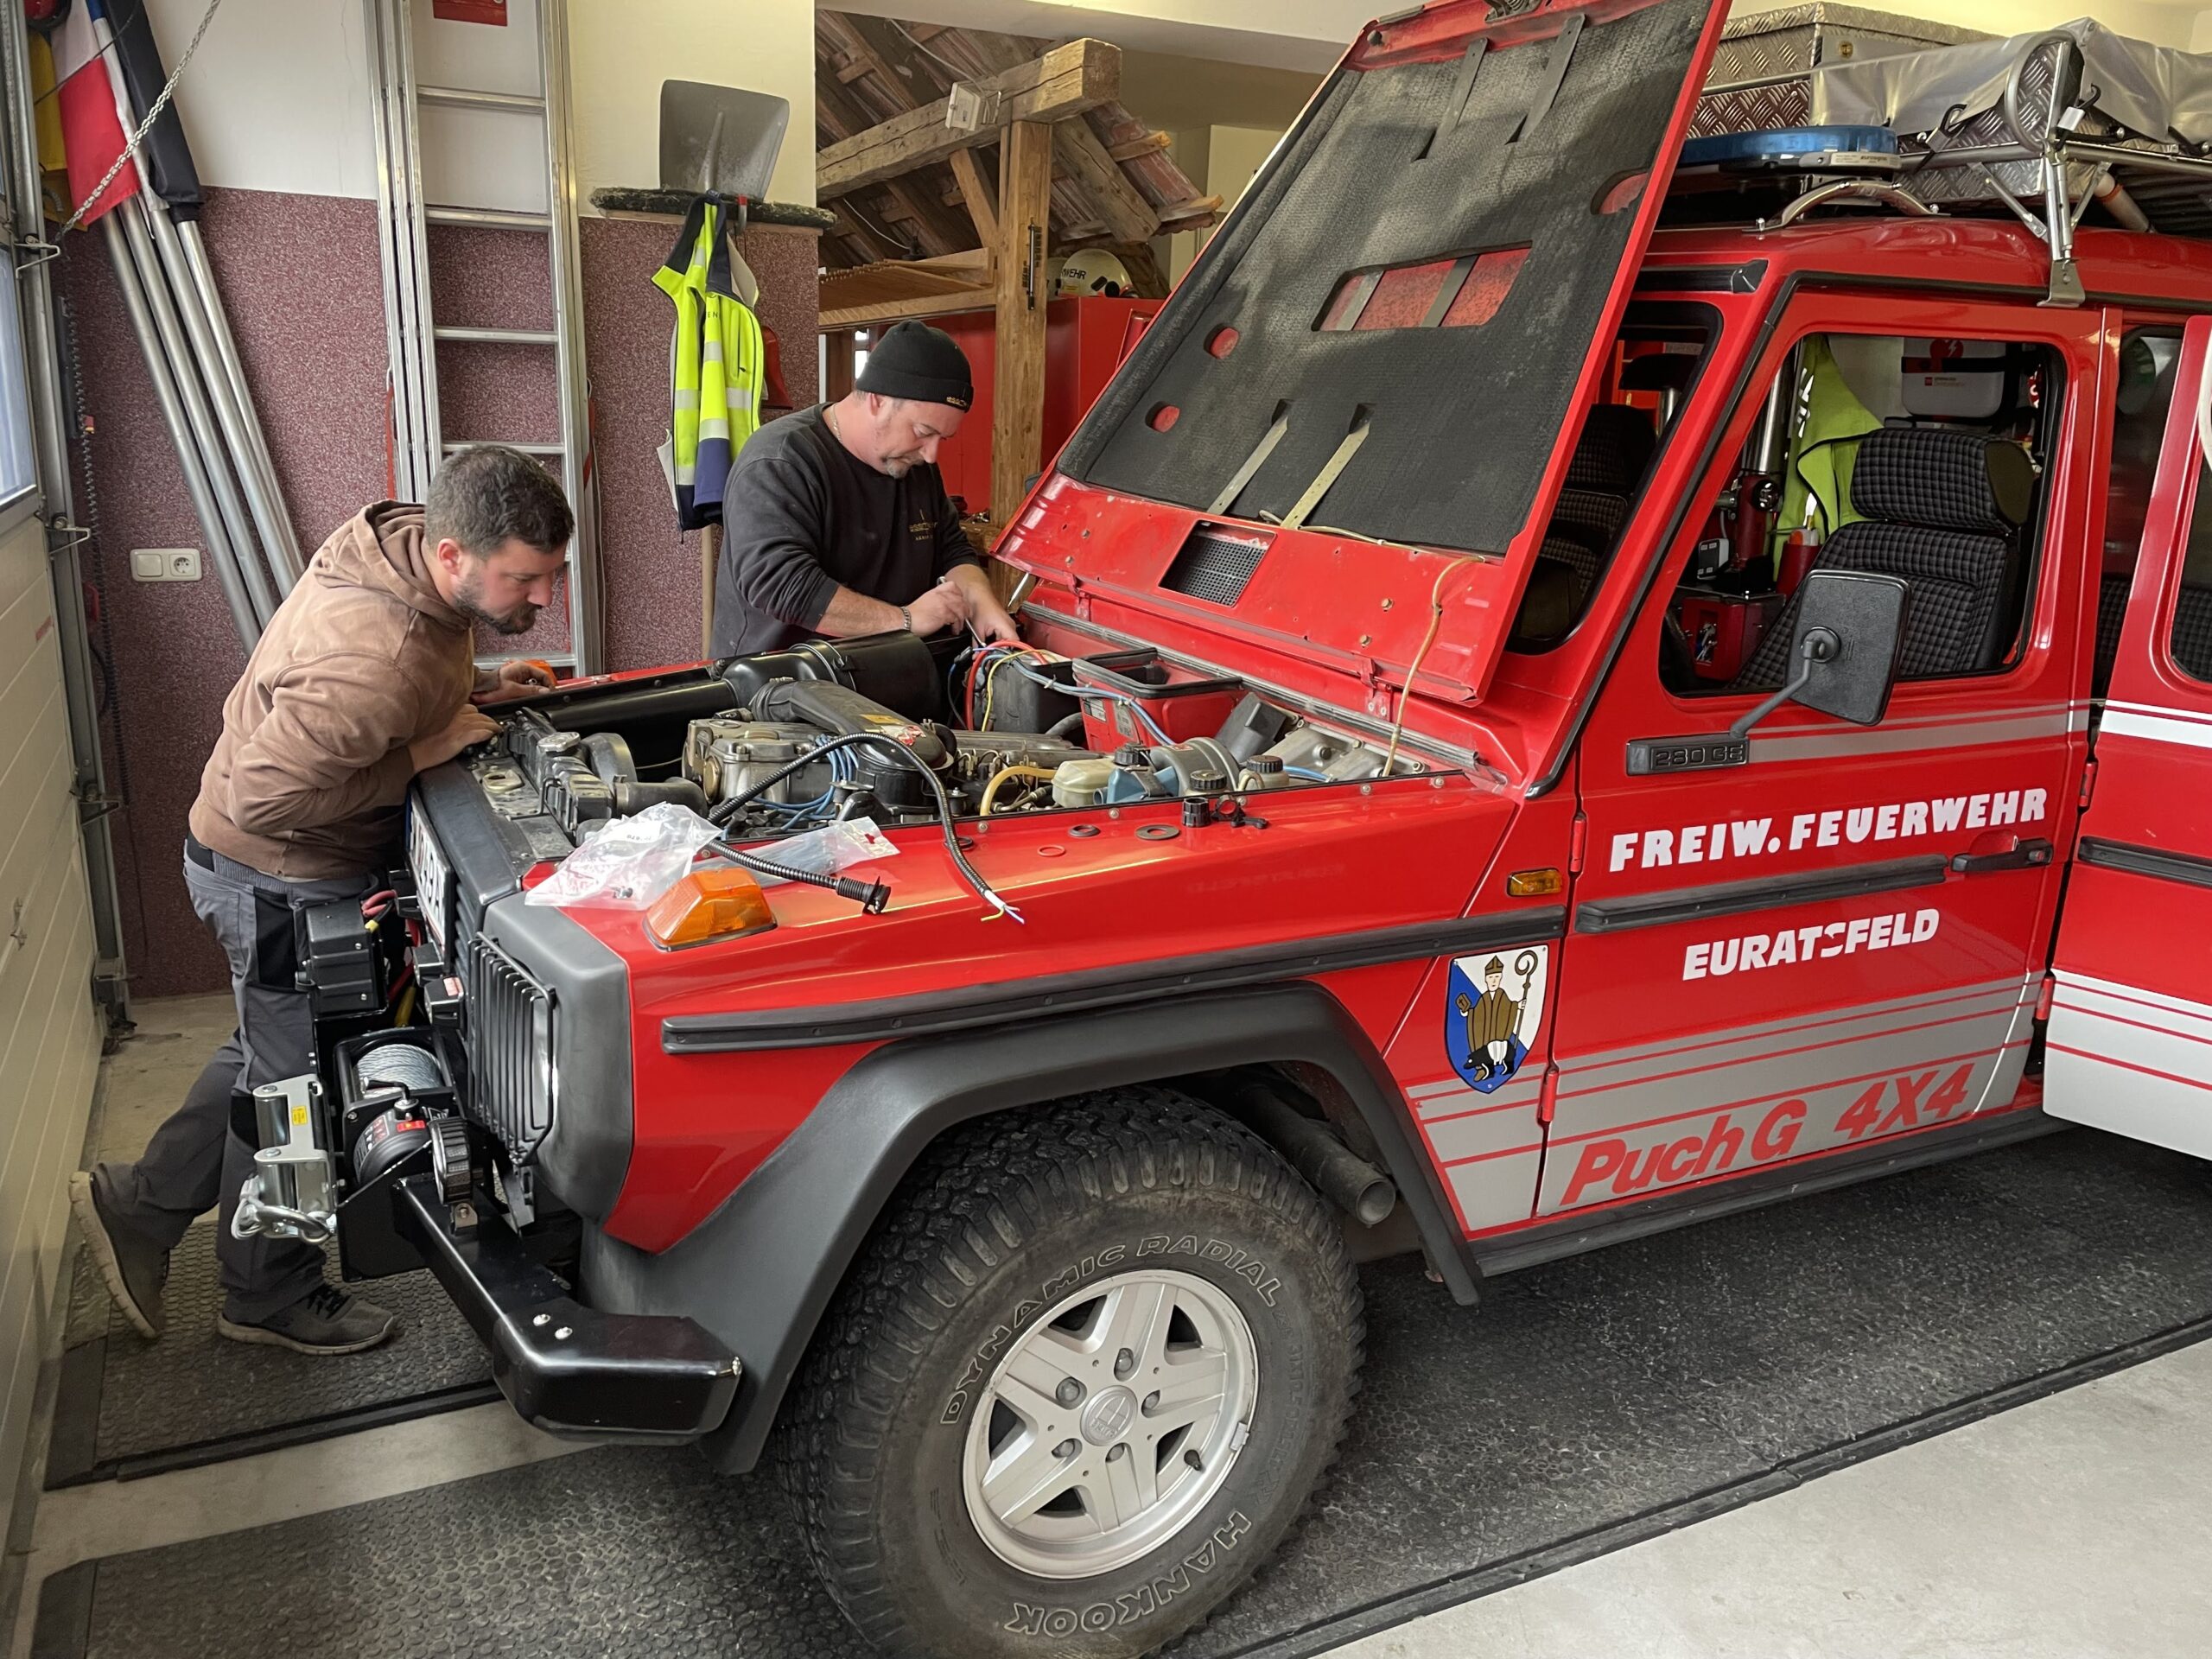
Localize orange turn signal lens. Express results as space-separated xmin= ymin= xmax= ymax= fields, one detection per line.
xmin=646 ymin=867 xmax=776 ymax=948
xmin=1504 ymin=868 xmax=1564 ymax=898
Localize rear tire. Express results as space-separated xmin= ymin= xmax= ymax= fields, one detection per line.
xmin=779 ymin=1086 xmax=1363 ymax=1658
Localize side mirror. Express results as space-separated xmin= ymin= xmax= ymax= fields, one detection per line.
xmin=1623 ymin=569 xmax=1910 ymax=777
xmin=1733 ymin=569 xmax=1910 ymax=736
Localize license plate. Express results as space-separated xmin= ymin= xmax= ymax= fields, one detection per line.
xmin=408 ymin=808 xmax=452 ymax=952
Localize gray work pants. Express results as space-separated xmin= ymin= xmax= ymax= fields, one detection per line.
xmin=92 ymin=841 xmax=373 ymax=1322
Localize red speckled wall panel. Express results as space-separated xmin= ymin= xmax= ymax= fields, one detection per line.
xmin=65 ymin=186 xmax=817 ymax=995
xmin=60 ymin=188 xmax=391 ymax=1000
xmin=580 ymin=218 xmax=819 ymax=671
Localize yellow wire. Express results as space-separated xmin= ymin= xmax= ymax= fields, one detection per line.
xmin=979 ymin=764 xmax=1060 ymax=815
xmin=979 ymin=647 xmax=1046 ymax=731
xmin=395 ymin=983 xmax=417 ymax=1027
xmin=1383 ymin=556 xmax=1480 ymax=777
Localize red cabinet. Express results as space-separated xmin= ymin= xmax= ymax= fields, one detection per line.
xmin=925 ymin=296 xmax=1162 ymax=518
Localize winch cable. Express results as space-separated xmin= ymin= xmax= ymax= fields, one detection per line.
xmin=707 ymin=730 xmax=1025 ymax=923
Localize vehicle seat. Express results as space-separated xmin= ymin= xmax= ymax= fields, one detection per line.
xmin=2092 ymin=570 xmax=2132 ymax=698
xmin=1514 ymin=406 xmax=1658 ymax=646
xmin=1733 ymin=426 xmax=2034 ymax=690
xmin=1547 ymin=405 xmax=1658 ymax=565
xmin=2173 ymin=581 xmax=2212 ymax=679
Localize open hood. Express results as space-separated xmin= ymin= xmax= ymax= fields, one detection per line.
xmin=1035 ymin=0 xmax=1726 ymax=702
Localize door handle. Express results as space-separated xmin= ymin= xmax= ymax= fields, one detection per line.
xmin=1951 ymin=836 xmax=2054 ymax=874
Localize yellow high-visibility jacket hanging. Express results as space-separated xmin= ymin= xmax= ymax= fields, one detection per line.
xmin=654 ymin=194 xmax=765 ymax=530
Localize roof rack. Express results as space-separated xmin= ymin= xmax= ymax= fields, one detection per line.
xmin=1686 ymin=22 xmax=2212 ymax=306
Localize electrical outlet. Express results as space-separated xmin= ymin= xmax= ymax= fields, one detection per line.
xmin=130 ymin=548 xmax=201 ymax=582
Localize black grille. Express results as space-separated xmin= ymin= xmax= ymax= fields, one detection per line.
xmin=1160 ymin=526 xmax=1271 ymax=606
xmin=465 ymin=936 xmax=554 ymax=1165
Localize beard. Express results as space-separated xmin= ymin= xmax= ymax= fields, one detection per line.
xmin=452 ymin=569 xmax=539 ymax=635
xmin=878 ymin=454 xmax=918 ymax=479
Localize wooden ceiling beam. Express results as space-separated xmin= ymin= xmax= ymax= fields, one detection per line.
xmin=817 ymin=38 xmax=1119 ymax=195
xmin=1052 ymin=116 xmax=1158 ymax=243
xmin=947 ymin=146 xmax=1000 ymax=247
xmin=1107 ymin=130 xmax=1171 ymax=162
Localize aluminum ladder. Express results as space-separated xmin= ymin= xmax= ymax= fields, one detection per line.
xmin=364 ymin=0 xmax=601 ymax=674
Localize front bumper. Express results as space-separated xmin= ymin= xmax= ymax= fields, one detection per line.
xmin=393 ymin=1175 xmax=740 ymax=1440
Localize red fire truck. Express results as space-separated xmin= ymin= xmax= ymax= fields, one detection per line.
xmin=257 ymin=2 xmax=2212 ymax=1653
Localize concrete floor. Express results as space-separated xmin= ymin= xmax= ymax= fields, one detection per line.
xmin=10 ymin=995 xmax=2212 ymax=1659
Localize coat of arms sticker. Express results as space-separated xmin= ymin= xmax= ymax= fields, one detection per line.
xmin=1445 ymin=944 xmax=1550 ymax=1094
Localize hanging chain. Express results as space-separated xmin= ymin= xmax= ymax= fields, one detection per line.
xmin=57 ymin=0 xmax=226 ymax=237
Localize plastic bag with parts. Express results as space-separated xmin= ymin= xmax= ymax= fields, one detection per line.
xmin=524 ymin=804 xmax=724 ymax=910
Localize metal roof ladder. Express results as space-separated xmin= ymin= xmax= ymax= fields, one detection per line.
xmin=363 ymin=0 xmax=601 ymax=675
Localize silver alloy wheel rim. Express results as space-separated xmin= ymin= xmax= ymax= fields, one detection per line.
xmin=961 ymin=1268 xmax=1260 ymax=1580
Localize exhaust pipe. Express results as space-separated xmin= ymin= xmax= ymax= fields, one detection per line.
xmin=1222 ymin=1075 xmax=1397 ymax=1227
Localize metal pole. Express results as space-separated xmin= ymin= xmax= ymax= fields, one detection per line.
xmin=540 ymin=0 xmax=601 ymax=672
xmin=102 ymin=212 xmax=263 ymax=651
xmin=176 ymin=219 xmax=302 ymax=582
xmin=118 ymin=195 xmax=277 ymax=626
xmin=152 ymin=207 xmax=302 ymax=593
xmin=1 ymin=0 xmax=129 ymax=1024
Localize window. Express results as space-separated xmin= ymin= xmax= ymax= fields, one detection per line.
xmin=0 ymin=144 xmax=36 ymax=514
xmin=2164 ymin=461 xmax=2212 ymax=683
xmin=1664 ymin=332 xmax=2062 ymax=696
xmin=1508 ymin=303 xmax=1719 ymax=649
xmin=2099 ymin=329 xmax=2182 ymax=695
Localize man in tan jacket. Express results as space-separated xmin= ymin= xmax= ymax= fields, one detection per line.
xmin=69 ymin=445 xmax=572 ymax=1356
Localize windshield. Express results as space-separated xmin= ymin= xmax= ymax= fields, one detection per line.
xmin=1058 ymin=0 xmax=1712 ymax=556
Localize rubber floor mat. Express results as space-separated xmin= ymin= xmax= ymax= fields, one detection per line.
xmin=41 ymin=1132 xmax=2212 ymax=1657
xmin=48 ymin=1217 xmax=495 ymax=1486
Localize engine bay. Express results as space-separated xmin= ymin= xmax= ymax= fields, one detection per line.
xmin=467 ymin=630 xmax=1418 ymax=857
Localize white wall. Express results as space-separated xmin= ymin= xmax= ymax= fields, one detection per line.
xmin=0 ymin=505 xmax=103 ymax=1534
xmin=1729 ymin=0 xmax=2212 ymax=49
xmin=1162 ymin=124 xmax=1281 ymax=284
xmin=569 ymin=0 xmax=815 ymax=209
xmin=143 ymin=0 xmax=815 ymax=208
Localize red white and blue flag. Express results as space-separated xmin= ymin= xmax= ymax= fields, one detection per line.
xmin=48 ymin=0 xmax=142 ymax=225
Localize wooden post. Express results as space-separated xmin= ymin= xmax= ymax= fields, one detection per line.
xmin=991 ymin=119 xmax=1053 ymax=526
xmin=701 ymin=524 xmax=721 ymax=658
xmin=824 ymin=329 xmax=859 ymax=402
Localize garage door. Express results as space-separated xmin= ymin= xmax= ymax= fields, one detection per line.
xmin=0 ymin=54 xmax=101 ymax=1517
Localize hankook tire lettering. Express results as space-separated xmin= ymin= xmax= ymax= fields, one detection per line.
xmin=1002 ymin=1512 xmax=1253 ymax=1634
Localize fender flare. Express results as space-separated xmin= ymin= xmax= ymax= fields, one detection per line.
xmin=579 ymin=981 xmax=1479 ymax=1474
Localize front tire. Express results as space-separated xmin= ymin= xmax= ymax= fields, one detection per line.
xmin=780 ymin=1086 xmax=1363 ymax=1658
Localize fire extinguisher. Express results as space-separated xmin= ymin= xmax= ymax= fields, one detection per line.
xmin=1778 ymin=524 xmax=1822 ymax=594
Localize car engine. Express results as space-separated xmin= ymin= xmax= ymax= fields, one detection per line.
xmin=466 ymin=631 xmax=1413 ymax=856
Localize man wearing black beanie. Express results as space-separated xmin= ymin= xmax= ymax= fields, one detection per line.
xmin=711 ymin=320 xmax=1020 ymax=655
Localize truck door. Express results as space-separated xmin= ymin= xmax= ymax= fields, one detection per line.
xmin=2048 ymin=314 xmax=2212 ymax=1159
xmin=1544 ymin=296 xmax=2099 ymax=1219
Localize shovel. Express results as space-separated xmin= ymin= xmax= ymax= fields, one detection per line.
xmin=660 ymin=80 xmax=789 ymax=306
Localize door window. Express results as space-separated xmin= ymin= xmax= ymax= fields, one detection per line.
xmin=1507 ymin=303 xmax=1719 ymax=649
xmin=1659 ymin=333 xmax=2062 ymax=696
xmin=2164 ymin=456 xmax=2212 ymax=684
xmin=2099 ymin=329 xmax=2183 ymax=695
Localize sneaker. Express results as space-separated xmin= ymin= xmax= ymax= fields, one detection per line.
xmin=68 ymin=1172 xmax=167 ymax=1340
xmin=216 ymin=1284 xmax=398 ymax=1356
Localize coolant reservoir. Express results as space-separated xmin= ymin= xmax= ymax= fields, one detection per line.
xmin=1052 ymin=757 xmax=1115 ymax=809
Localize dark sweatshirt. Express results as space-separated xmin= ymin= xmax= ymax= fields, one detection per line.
xmin=711 ymin=404 xmax=980 ymax=656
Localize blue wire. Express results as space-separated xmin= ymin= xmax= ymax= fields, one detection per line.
xmin=1001 ymin=658 xmax=1172 ymax=745
xmin=1284 ymin=766 xmax=1331 ymax=781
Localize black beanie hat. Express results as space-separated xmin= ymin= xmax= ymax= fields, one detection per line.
xmin=856 ymin=320 xmax=974 ymax=410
